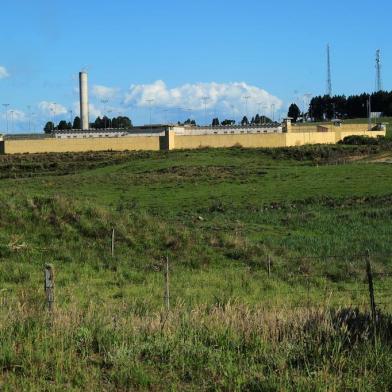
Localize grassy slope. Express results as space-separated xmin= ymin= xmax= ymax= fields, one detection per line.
xmin=1 ymin=147 xmax=392 ymax=390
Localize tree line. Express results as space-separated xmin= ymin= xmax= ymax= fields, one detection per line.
xmin=210 ymin=114 xmax=273 ymax=127
xmin=288 ymin=91 xmax=392 ymax=122
xmin=44 ymin=116 xmax=133 ymax=133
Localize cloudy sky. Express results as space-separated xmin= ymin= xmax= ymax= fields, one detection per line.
xmin=0 ymin=0 xmax=391 ymax=132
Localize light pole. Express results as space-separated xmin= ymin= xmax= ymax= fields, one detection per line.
xmin=108 ymin=110 xmax=113 ymax=128
xmin=2 ymin=104 xmax=10 ymax=132
xmin=146 ymin=99 xmax=154 ymax=131
xmin=242 ymin=96 xmax=250 ymax=121
xmin=262 ymin=104 xmax=268 ymax=123
xmin=185 ymin=108 xmax=193 ymax=124
xmin=101 ymin=99 xmax=109 ymax=130
xmin=230 ymin=104 xmax=235 ymax=124
xmin=271 ymin=104 xmax=276 ymax=122
xmin=51 ymin=103 xmax=57 ymax=131
xmin=303 ymin=93 xmax=312 ymax=122
xmin=31 ymin=113 xmax=36 ymax=131
xmin=10 ymin=110 xmax=14 ymax=133
xmin=27 ymin=105 xmax=31 ymax=132
xmin=202 ymin=96 xmax=209 ymax=125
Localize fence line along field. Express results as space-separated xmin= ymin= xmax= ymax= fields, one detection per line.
xmin=1 ymin=141 xmax=392 ymax=390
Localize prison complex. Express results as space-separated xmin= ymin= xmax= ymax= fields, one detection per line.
xmin=0 ymin=120 xmax=385 ymax=154
xmin=0 ymin=72 xmax=385 ymax=154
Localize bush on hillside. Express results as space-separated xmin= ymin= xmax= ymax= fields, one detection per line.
xmin=339 ymin=135 xmax=385 ymax=146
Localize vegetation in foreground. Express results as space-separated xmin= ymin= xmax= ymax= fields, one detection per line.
xmin=1 ymin=145 xmax=392 ymax=390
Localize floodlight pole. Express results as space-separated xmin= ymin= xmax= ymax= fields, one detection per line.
xmin=367 ymin=96 xmax=372 ymax=131
xmin=101 ymin=99 xmax=109 ymax=130
xmin=2 ymin=104 xmax=10 ymax=133
xmin=146 ymin=99 xmax=154 ymax=132
xmin=243 ymin=96 xmax=250 ymax=120
xmin=202 ymin=97 xmax=209 ymax=125
xmin=10 ymin=110 xmax=14 ymax=132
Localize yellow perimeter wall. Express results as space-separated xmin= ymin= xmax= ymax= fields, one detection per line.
xmin=175 ymin=130 xmax=385 ymax=149
xmin=4 ymin=136 xmax=161 ymax=154
xmin=2 ymin=129 xmax=386 ymax=154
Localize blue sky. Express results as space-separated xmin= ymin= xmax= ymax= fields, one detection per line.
xmin=0 ymin=0 xmax=391 ymax=131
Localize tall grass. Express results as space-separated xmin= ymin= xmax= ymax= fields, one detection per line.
xmin=1 ymin=147 xmax=392 ymax=389
xmin=1 ymin=300 xmax=391 ymax=390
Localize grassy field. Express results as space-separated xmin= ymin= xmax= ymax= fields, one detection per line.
xmin=1 ymin=145 xmax=392 ymax=390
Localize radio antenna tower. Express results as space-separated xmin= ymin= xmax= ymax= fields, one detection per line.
xmin=326 ymin=44 xmax=332 ymax=97
xmin=375 ymin=49 xmax=382 ymax=92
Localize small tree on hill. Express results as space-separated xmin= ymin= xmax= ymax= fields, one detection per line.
xmin=72 ymin=116 xmax=81 ymax=129
xmin=44 ymin=122 xmax=54 ymax=133
xmin=288 ymin=103 xmax=301 ymax=122
xmin=211 ymin=118 xmax=220 ymax=126
xmin=241 ymin=116 xmax=249 ymax=126
xmin=57 ymin=120 xmax=69 ymax=130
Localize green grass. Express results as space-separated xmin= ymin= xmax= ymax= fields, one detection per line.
xmin=1 ymin=146 xmax=392 ymax=390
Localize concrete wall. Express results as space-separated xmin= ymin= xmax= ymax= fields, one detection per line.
xmin=4 ymin=135 xmax=161 ymax=154
xmin=175 ymin=133 xmax=286 ymax=149
xmin=2 ymin=127 xmax=386 ymax=154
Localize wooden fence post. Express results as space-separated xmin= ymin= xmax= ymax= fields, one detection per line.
xmin=45 ymin=264 xmax=55 ymax=312
xmin=268 ymin=255 xmax=271 ymax=278
xmin=366 ymin=252 xmax=377 ymax=341
xmin=111 ymin=228 xmax=115 ymax=257
xmin=164 ymin=255 xmax=170 ymax=311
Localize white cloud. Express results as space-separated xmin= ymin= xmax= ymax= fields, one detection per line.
xmin=92 ymin=84 xmax=118 ymax=99
xmin=72 ymin=101 xmax=122 ymax=120
xmin=0 ymin=66 xmax=9 ymax=79
xmin=38 ymin=101 xmax=68 ymax=116
xmin=1 ymin=109 xmax=26 ymax=122
xmin=124 ymin=80 xmax=283 ymax=116
xmin=88 ymin=103 xmax=103 ymax=118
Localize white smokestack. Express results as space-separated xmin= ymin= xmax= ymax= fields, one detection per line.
xmin=79 ymin=71 xmax=89 ymax=130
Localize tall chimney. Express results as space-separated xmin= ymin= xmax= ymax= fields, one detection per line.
xmin=79 ymin=71 xmax=89 ymax=130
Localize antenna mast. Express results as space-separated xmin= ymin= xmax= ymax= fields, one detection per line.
xmin=375 ymin=49 xmax=382 ymax=92
xmin=326 ymin=44 xmax=332 ymax=96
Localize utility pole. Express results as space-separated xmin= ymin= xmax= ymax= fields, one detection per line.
xmin=101 ymin=99 xmax=109 ymax=130
xmin=375 ymin=49 xmax=382 ymax=92
xmin=230 ymin=104 xmax=235 ymax=124
xmin=243 ymin=96 xmax=250 ymax=120
xmin=146 ymin=99 xmax=154 ymax=131
xmin=303 ymin=93 xmax=312 ymax=122
xmin=271 ymin=104 xmax=276 ymax=122
xmin=27 ymin=105 xmax=31 ymax=132
xmin=367 ymin=96 xmax=372 ymax=131
xmin=2 ymin=104 xmax=10 ymax=133
xmin=51 ymin=103 xmax=57 ymax=131
xmin=326 ymin=44 xmax=332 ymax=97
xmin=202 ymin=96 xmax=209 ymax=125
xmin=10 ymin=110 xmax=14 ymax=133
xmin=262 ymin=104 xmax=268 ymax=123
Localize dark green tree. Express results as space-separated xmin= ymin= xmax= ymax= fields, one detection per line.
xmin=120 ymin=116 xmax=132 ymax=128
xmin=288 ymin=104 xmax=301 ymax=122
xmin=57 ymin=120 xmax=69 ymax=130
xmin=72 ymin=116 xmax=81 ymax=129
xmin=44 ymin=122 xmax=55 ymax=133
xmin=211 ymin=118 xmax=220 ymax=126
xmin=241 ymin=116 xmax=249 ymax=126
xmin=221 ymin=119 xmax=235 ymax=126
xmin=184 ymin=118 xmax=196 ymax=125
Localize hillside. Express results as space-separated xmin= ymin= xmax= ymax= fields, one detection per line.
xmin=1 ymin=146 xmax=392 ymax=390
